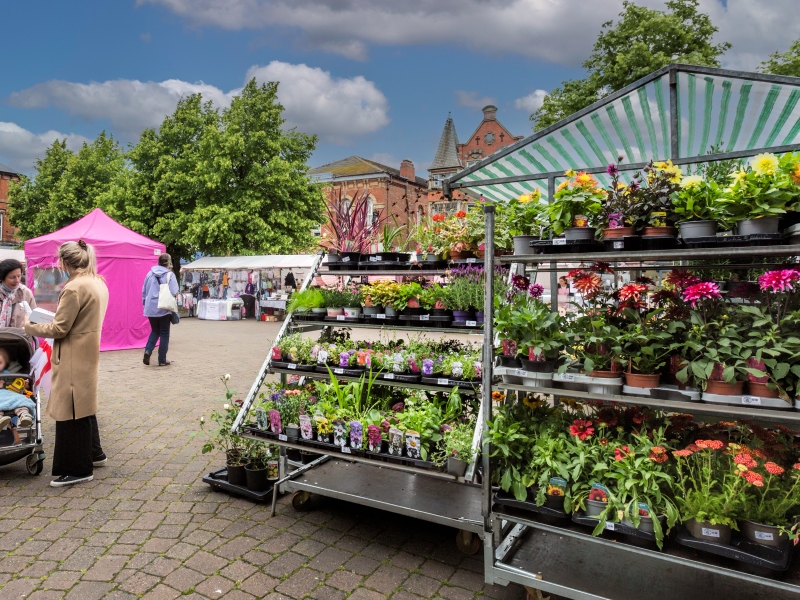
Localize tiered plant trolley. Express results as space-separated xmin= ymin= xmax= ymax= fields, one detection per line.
xmin=444 ymin=65 xmax=800 ymax=599
xmin=232 ymin=256 xmax=490 ymax=554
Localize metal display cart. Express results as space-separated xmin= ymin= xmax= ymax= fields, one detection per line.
xmin=232 ymin=256 xmax=490 ymax=553
xmin=443 ymin=64 xmax=800 ymax=599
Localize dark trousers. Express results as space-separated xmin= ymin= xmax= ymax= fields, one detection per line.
xmin=146 ymin=315 xmax=171 ymax=364
xmin=53 ymin=415 xmax=103 ymax=477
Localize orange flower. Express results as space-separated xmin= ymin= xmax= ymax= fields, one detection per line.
xmin=572 ymin=172 xmax=597 ymax=188
xmin=455 ymin=210 xmax=467 ymax=218
xmin=765 ymin=462 xmax=785 ymax=475
xmin=734 ymin=453 xmax=757 ymax=469
xmin=793 ymin=164 xmax=800 ymax=185
xmin=673 ymin=449 xmax=693 ymax=457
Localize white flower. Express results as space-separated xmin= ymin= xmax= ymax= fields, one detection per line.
xmin=224 ymin=374 xmax=231 ymax=381
xmin=200 ymin=416 xmax=205 ymax=423
xmin=223 ymin=403 xmax=230 ymax=410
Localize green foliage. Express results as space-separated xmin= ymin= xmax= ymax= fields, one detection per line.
xmin=287 ymin=288 xmax=325 ymax=313
xmin=759 ymin=38 xmax=800 ymax=77
xmin=531 ymin=0 xmax=729 ymax=131
xmin=670 ymin=177 xmax=728 ymax=223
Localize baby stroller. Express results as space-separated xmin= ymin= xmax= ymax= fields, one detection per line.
xmin=0 ymin=328 xmax=44 ymax=475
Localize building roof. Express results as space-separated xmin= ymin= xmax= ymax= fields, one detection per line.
xmin=308 ymin=156 xmax=427 ymax=186
xmin=430 ymin=115 xmax=461 ymax=171
xmin=0 ymin=162 xmax=19 ymax=176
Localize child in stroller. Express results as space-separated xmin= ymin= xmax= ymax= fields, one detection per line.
xmin=0 ymin=347 xmax=35 ymax=430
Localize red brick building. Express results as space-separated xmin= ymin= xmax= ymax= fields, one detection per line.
xmin=427 ymin=105 xmax=523 ymax=213
xmin=0 ymin=163 xmax=21 ymax=245
xmin=308 ymin=156 xmax=428 ymax=248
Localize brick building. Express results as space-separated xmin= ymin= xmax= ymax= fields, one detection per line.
xmin=0 ymin=162 xmax=20 ymax=245
xmin=427 ymin=105 xmax=523 ymax=214
xmin=308 ymin=156 xmax=428 ymax=248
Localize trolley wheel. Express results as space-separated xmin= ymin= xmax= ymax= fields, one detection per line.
xmin=526 ymin=588 xmax=559 ymax=600
xmin=455 ymin=530 xmax=481 ymax=555
xmin=291 ymin=491 xmax=312 ymax=512
xmin=26 ymin=453 xmax=43 ymax=476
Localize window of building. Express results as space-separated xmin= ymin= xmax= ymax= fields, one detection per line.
xmin=430 ymin=201 xmax=471 ymax=217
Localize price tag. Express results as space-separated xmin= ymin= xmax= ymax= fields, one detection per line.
xmin=552 ymin=238 xmax=567 ymax=246
xmin=341 ymin=447 xmax=352 ymax=454
xmin=466 ymin=257 xmax=478 ymax=263
xmin=341 ymin=256 xmax=350 ymax=262
xmin=337 ymin=315 xmax=346 ymax=321
xmin=334 ymin=368 xmax=344 ymax=375
xmin=556 ymin=373 xmax=576 ymax=381
xmin=755 ymin=531 xmax=774 ymax=541
xmin=377 ymin=314 xmax=386 ymax=319
xmin=466 ymin=320 xmax=478 ymax=327
xmin=288 ymin=363 xmax=297 ymax=370
xmin=384 ymin=373 xmax=395 ymax=380
xmin=613 ymin=241 xmax=624 ymax=249
xmin=741 ymin=396 xmax=761 ymax=405
xmin=369 ymin=256 xmax=379 ymax=262
xmin=278 ymin=434 xmax=288 ymax=442
xmin=605 ymin=522 xmax=615 ymax=531
xmin=437 ymin=378 xmax=449 ymax=386
xmin=419 ymin=315 xmax=430 ymax=321
xmin=514 ymin=369 xmax=529 ymax=377
xmin=701 ymin=527 xmax=720 ymax=538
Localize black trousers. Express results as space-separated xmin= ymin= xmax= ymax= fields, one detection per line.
xmin=53 ymin=415 xmax=103 ymax=477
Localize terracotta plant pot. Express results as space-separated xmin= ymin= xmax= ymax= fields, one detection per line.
xmin=589 ymin=370 xmax=623 ymax=379
xmin=643 ymin=226 xmax=677 ymax=237
xmin=746 ymin=382 xmax=780 ymax=398
xmin=624 ymin=373 xmax=661 ymax=388
xmin=326 ymin=307 xmax=344 ymax=317
xmin=705 ymin=380 xmax=744 ymax=396
xmin=740 ymin=520 xmax=790 ymax=547
xmin=603 ymin=226 xmax=635 ymax=239
xmin=449 ymin=250 xmax=476 ymax=260
xmin=684 ymin=518 xmax=732 ymax=545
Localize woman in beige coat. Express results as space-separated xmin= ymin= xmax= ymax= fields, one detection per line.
xmin=25 ymin=241 xmax=109 ymax=488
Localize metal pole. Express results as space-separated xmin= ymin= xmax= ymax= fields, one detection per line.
xmin=669 ymin=66 xmax=680 ymax=160
xmin=548 ymin=176 xmax=558 ymax=313
xmin=482 ymin=205 xmax=495 ymax=528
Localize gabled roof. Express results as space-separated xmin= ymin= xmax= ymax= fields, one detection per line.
xmin=0 ymin=162 xmax=19 ymax=176
xmin=309 ymin=156 xmax=427 ymax=186
xmin=430 ymin=115 xmax=462 ymax=171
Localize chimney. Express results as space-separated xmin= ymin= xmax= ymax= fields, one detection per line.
xmin=400 ymin=159 xmax=415 ymax=181
xmin=482 ymin=105 xmax=498 ymax=120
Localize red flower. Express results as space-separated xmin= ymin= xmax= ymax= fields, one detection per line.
xmin=758 ymin=269 xmax=800 ymax=293
xmin=742 ymin=470 xmax=765 ymax=486
xmin=694 ymin=439 xmax=724 ymax=450
xmin=686 ymin=443 xmax=699 ymax=452
xmin=590 ymin=262 xmax=615 ymax=274
xmin=793 ymin=463 xmax=800 ymax=470
xmin=432 ymin=213 xmax=446 ymax=223
xmin=619 ymin=283 xmax=648 ymax=303
xmin=650 ymin=446 xmax=666 ymax=455
xmin=673 ymin=449 xmax=693 ymax=458
xmin=734 ymin=453 xmax=757 ymax=468
xmin=572 ymin=272 xmax=601 ymax=296
xmin=649 ymin=452 xmax=668 ymax=463
xmin=599 ymin=437 xmax=609 ymax=446
xmin=613 ymin=445 xmax=631 ymax=461
xmin=455 ymin=210 xmax=467 ymax=218
xmin=664 ymin=269 xmax=700 ymax=290
xmin=682 ymin=282 xmax=721 ymax=307
xmin=595 ymin=408 xmax=618 ymax=428
xmin=569 ymin=419 xmax=594 ymax=440
xmin=765 ymin=462 xmax=785 ymax=475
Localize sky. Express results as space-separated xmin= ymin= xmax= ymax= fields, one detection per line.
xmin=1 ymin=0 xmax=798 ymax=176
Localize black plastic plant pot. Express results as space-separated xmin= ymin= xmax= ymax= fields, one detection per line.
xmin=226 ymin=464 xmax=246 ymax=487
xmin=397 ymin=253 xmax=412 ymax=263
xmin=339 ymin=252 xmax=361 ymax=266
xmin=378 ymin=252 xmax=400 ymax=262
xmin=244 ymin=466 xmax=270 ymax=492
xmin=520 ymin=359 xmax=555 ymax=373
xmin=497 ymin=355 xmax=522 ymax=368
xmin=402 ymin=307 xmax=424 ymax=316
xmin=430 ymin=308 xmax=452 ymax=317
xmin=641 ymin=235 xmax=678 ymax=251
xmin=603 ymin=236 xmax=642 ymax=252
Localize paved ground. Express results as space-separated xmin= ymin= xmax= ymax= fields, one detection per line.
xmin=0 ymin=318 xmax=524 ymax=600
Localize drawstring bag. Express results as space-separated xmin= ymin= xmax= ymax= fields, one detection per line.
xmin=157 ymin=273 xmax=179 ymax=312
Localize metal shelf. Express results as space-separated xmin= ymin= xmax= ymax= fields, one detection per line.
xmin=318 ymin=269 xmax=449 ymax=276
xmin=493 ymin=507 xmax=800 ymax=599
xmin=500 ymin=244 xmax=800 ymax=265
xmin=498 ymin=383 xmax=800 ymax=423
xmin=290 ymin=320 xmax=483 ymax=335
xmin=271 ymin=367 xmax=480 ymax=394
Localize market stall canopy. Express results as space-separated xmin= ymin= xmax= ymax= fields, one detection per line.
xmin=183 ymin=255 xmax=318 ymax=270
xmin=446 ymin=64 xmax=800 ymax=202
xmin=24 ymin=208 xmax=166 ymax=351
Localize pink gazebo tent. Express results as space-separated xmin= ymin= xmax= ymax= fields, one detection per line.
xmin=24 ymin=209 xmax=166 ymax=351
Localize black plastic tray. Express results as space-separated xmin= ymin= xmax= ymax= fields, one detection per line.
xmin=452 ymin=320 xmax=483 ymax=329
xmin=493 ymin=492 xmax=571 ymax=521
xmin=534 ymin=240 xmax=605 ymax=254
xmin=364 ymin=317 xmax=399 ymax=325
xmin=377 ymin=372 xmax=422 ymax=383
xmin=324 ymin=316 xmax=363 ymax=323
xmin=202 ymin=468 xmax=275 ymax=501
xmin=683 ymin=233 xmax=784 ymax=249
xmin=603 ymin=236 xmax=642 ymax=252
xmin=674 ymin=528 xmax=792 ymax=571
xmin=420 ymin=376 xmax=480 ymax=389
xmin=271 ymin=361 xmax=316 ymax=372
xmin=641 ymin=235 xmax=678 ymax=251
xmin=572 ymin=511 xmax=662 ymax=544
xmin=315 ymin=365 xmax=366 ymax=377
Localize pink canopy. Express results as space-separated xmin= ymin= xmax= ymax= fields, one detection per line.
xmin=24 ymin=209 xmax=166 ymax=351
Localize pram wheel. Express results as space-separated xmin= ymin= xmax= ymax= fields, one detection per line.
xmin=26 ymin=453 xmax=43 ymax=475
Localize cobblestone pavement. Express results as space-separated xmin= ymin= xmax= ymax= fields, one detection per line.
xmin=0 ymin=318 xmax=525 ymax=600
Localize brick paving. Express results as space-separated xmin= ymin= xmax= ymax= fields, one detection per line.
xmin=0 ymin=319 xmax=524 ymax=599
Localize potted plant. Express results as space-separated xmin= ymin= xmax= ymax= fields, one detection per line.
xmin=435 ymin=421 xmax=475 ymax=477
xmin=340 ymin=285 xmax=362 ymax=318
xmin=441 ymin=266 xmax=484 ymax=322
xmin=278 ymin=390 xmax=303 ymax=440
xmin=377 ymin=219 xmax=406 ymax=261
xmin=363 ymin=280 xmax=401 ymax=317
xmin=619 ymin=303 xmax=674 ymax=389
xmin=634 ymin=160 xmax=682 ymax=236
xmin=287 ymin=288 xmax=325 ymax=314
xmin=671 ymin=175 xmax=728 ymax=239
xmin=507 ymin=190 xmax=549 ymax=254
xmin=393 ymin=282 xmax=424 ymax=315
xmin=521 ymin=434 xmax=571 ymax=512
xmin=545 ymin=170 xmax=605 ymax=240
xmin=599 ymin=160 xmax=640 ymax=239
xmin=321 ymin=287 xmax=351 ymax=317
xmin=323 ymin=188 xmax=384 ymax=263
xmin=243 ymin=439 xmax=270 ymax=492
xmin=410 ymin=215 xmax=447 ymax=261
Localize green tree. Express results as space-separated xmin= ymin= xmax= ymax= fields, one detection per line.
xmin=532 ymin=0 xmax=730 ymax=131
xmin=8 ymin=132 xmax=124 ymax=239
xmin=759 ymin=38 xmax=800 ymax=77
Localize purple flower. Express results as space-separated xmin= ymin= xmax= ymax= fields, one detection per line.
xmin=528 ymin=283 xmax=544 ymax=299
xmin=512 ymin=274 xmax=530 ymax=290
xmin=439 ymin=424 xmax=452 ymax=433
xmin=628 ymin=180 xmax=640 ymax=192
xmin=606 ymin=163 xmax=618 ymax=175
xmin=392 ymin=402 xmax=405 ymax=412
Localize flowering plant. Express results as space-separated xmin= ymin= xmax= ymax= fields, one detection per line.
xmin=436 ymin=210 xmax=481 ymax=254
xmin=193 ymin=375 xmax=247 ymax=465
xmin=670 ymin=175 xmax=728 ymax=223
xmin=506 ymin=190 xmax=549 ymax=237
xmin=546 ymin=170 xmax=605 ymax=235
xmin=494 ymin=276 xmax=563 ymax=361
xmin=722 ymin=152 xmax=799 ymax=221
xmin=409 ymin=215 xmax=448 ymax=257
xmin=599 ymin=159 xmax=641 ymax=229
xmin=739 ymin=449 xmax=800 ymax=539
xmin=633 ymin=160 xmax=682 ymax=228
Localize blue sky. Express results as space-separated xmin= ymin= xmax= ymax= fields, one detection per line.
xmin=1 ymin=0 xmax=797 ymax=175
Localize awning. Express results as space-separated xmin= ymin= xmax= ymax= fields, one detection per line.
xmin=182 ymin=255 xmax=319 ymax=271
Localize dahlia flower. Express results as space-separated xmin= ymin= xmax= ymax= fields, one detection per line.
xmin=680 ymin=175 xmax=704 ymax=189
xmin=664 ymin=269 xmax=700 ymax=290
xmin=758 ymin=269 xmax=800 ymax=292
xmin=752 ymin=153 xmax=779 ymax=176
xmin=572 ymin=272 xmax=601 ymax=296
xmin=528 ymin=283 xmax=544 ymax=299
xmin=511 ymin=274 xmax=530 ymax=290
xmin=682 ymin=281 xmax=721 ymax=307
xmin=606 ymin=163 xmax=619 ymax=176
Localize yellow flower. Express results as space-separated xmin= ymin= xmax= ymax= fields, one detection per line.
xmin=574 ymin=172 xmax=596 ymax=187
xmin=792 ymin=163 xmax=800 ymax=185
xmin=652 ymin=161 xmax=667 ymax=170
xmin=680 ymin=175 xmax=703 ymax=189
xmin=518 ymin=193 xmax=531 ymax=204
xmin=752 ymin=153 xmax=778 ymax=176
xmin=530 ymin=189 xmax=542 ymax=201
xmin=565 ymin=169 xmax=576 ymax=178
xmin=616 ymin=182 xmax=626 ymax=190
xmin=731 ymin=170 xmax=747 ymax=184
xmin=556 ymin=180 xmax=569 ymax=192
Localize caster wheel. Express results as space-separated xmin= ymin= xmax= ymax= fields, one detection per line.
xmin=291 ymin=491 xmax=312 ymax=511
xmin=455 ymin=530 xmax=480 ymax=555
xmin=26 ymin=454 xmax=43 ymax=476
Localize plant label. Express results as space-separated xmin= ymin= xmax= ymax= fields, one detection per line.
xmin=278 ymin=434 xmax=288 ymax=442
xmin=741 ymin=396 xmax=761 ymax=405
xmin=613 ymin=241 xmax=624 ymax=249
xmin=341 ymin=446 xmax=352 ymax=454
xmin=466 ymin=257 xmax=477 ymax=263
xmin=437 ymin=378 xmax=449 ymax=386
xmin=377 ymin=314 xmax=386 ymax=319
xmin=369 ymin=256 xmax=379 ymax=262
xmin=605 ymin=522 xmax=615 ymax=531
xmin=419 ymin=315 xmax=430 ymax=321
xmin=384 ymin=373 xmax=395 ymax=380
xmin=334 ymin=368 xmax=344 ymax=375
xmin=466 ymin=320 xmax=478 ymax=327
xmin=337 ymin=315 xmax=346 ymax=321
xmin=514 ymin=370 xmax=529 ymax=377
xmin=556 ymin=373 xmax=576 ymax=381
xmin=553 ymin=238 xmax=567 ymax=246
xmin=288 ymin=363 xmax=297 ymax=370
xmin=701 ymin=527 xmax=720 ymax=538
xmin=341 ymin=256 xmax=350 ymax=262
xmin=754 ymin=531 xmax=774 ymax=541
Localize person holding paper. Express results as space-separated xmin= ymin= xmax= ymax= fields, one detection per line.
xmin=25 ymin=240 xmax=109 ymax=488
xmin=0 ymin=259 xmax=37 ymax=328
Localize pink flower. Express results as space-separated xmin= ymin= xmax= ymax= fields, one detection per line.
xmin=758 ymin=269 xmax=800 ymax=292
xmin=528 ymin=283 xmax=544 ymax=299
xmin=682 ymin=281 xmax=721 ymax=307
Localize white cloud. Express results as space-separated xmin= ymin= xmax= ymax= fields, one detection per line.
xmin=0 ymin=122 xmax=90 ymax=173
xmin=139 ymin=0 xmax=800 ymax=69
xmin=455 ymin=91 xmax=496 ymax=110
xmin=7 ymin=61 xmax=389 ymax=144
xmin=514 ymin=89 xmax=547 ymax=113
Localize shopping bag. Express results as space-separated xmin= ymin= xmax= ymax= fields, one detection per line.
xmin=157 ymin=273 xmax=178 ymax=312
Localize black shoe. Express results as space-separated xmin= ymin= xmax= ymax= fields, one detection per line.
xmin=93 ymin=453 xmax=107 ymax=467
xmin=158 ymin=361 xmax=171 ymax=366
xmin=143 ymin=351 xmax=151 ymax=366
xmin=50 ymin=474 xmax=93 ymax=488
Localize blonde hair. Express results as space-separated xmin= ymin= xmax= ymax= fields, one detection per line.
xmin=59 ymin=240 xmax=98 ymax=277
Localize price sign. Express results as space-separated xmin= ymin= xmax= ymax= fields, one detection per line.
xmin=701 ymin=527 xmax=720 ymax=538
xmin=278 ymin=434 xmax=288 ymax=442
xmin=369 ymin=256 xmax=379 ymax=262
xmin=754 ymin=531 xmax=774 ymax=541
xmin=613 ymin=241 xmax=624 ymax=249
xmin=552 ymin=238 xmax=567 ymax=246
xmin=384 ymin=373 xmax=395 ymax=380
xmin=438 ymin=378 xmax=449 ymax=386
xmin=288 ymin=363 xmax=297 ymax=370
xmin=514 ymin=370 xmax=529 ymax=377
xmin=466 ymin=257 xmax=478 ymax=263
xmin=605 ymin=522 xmax=615 ymax=531
xmin=419 ymin=315 xmax=430 ymax=321
xmin=334 ymin=368 xmax=344 ymax=375
xmin=741 ymin=396 xmax=761 ymax=405
xmin=556 ymin=373 xmax=576 ymax=381
xmin=336 ymin=315 xmax=346 ymax=321
xmin=341 ymin=256 xmax=350 ymax=262
xmin=466 ymin=320 xmax=478 ymax=327
xmin=377 ymin=314 xmax=386 ymax=319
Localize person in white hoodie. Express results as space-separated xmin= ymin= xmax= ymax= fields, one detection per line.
xmin=142 ymin=254 xmax=179 ymax=366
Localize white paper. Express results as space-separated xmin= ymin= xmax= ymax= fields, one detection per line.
xmin=29 ymin=308 xmax=56 ymax=324
xmin=19 ymin=301 xmax=32 ymax=316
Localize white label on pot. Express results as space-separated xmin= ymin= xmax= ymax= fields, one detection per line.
xmin=741 ymin=396 xmax=761 ymax=405
xmin=377 ymin=314 xmax=386 ymax=319
xmin=553 ymin=238 xmax=567 ymax=246
xmin=419 ymin=314 xmax=430 ymax=321
xmin=466 ymin=320 xmax=478 ymax=327
xmin=701 ymin=527 xmax=720 ymax=538
xmin=755 ymin=531 xmax=774 ymax=541
xmin=438 ymin=378 xmax=449 ymax=386
xmin=384 ymin=373 xmax=395 ymax=380
xmin=341 ymin=256 xmax=350 ymax=262
xmin=337 ymin=315 xmax=346 ymax=321
xmin=605 ymin=522 xmax=615 ymax=531
xmin=556 ymin=373 xmax=576 ymax=381
xmin=514 ymin=370 xmax=529 ymax=377
xmin=369 ymin=256 xmax=379 ymax=262
xmin=334 ymin=368 xmax=344 ymax=375
xmin=288 ymin=363 xmax=297 ymax=370
xmin=278 ymin=434 xmax=288 ymax=442
xmin=466 ymin=257 xmax=477 ymax=263
xmin=613 ymin=241 xmax=624 ymax=249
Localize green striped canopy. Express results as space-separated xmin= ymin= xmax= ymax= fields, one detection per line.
xmin=447 ymin=65 xmax=800 ymax=202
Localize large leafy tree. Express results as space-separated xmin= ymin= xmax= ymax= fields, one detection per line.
xmin=8 ymin=133 xmax=124 ymax=239
xmin=532 ymin=0 xmax=730 ymax=131
xmin=759 ymin=38 xmax=800 ymax=77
